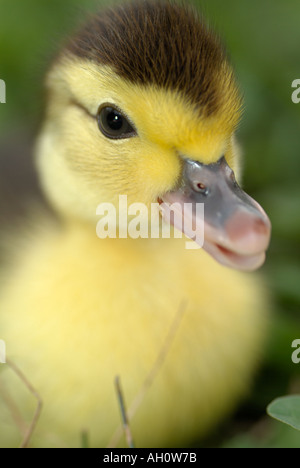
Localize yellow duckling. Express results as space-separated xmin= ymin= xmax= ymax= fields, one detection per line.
xmin=0 ymin=0 xmax=271 ymax=448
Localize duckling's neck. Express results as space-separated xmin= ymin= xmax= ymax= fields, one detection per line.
xmin=63 ymin=220 xmax=186 ymax=256
xmin=62 ymin=216 xmax=188 ymax=255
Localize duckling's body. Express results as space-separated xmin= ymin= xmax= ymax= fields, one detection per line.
xmin=0 ymin=221 xmax=266 ymax=447
xmin=0 ymin=1 xmax=270 ymax=447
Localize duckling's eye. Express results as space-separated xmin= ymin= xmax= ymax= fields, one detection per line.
xmin=97 ymin=105 xmax=137 ymax=139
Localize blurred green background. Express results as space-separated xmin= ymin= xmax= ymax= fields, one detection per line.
xmin=0 ymin=0 xmax=300 ymax=447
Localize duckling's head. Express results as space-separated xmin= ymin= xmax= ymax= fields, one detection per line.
xmin=36 ymin=0 xmax=271 ymax=270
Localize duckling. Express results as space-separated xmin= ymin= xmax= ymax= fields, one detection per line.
xmin=0 ymin=0 xmax=271 ymax=448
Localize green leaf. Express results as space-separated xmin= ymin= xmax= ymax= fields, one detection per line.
xmin=267 ymin=396 xmax=300 ymax=431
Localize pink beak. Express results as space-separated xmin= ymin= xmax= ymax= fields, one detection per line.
xmin=160 ymin=156 xmax=271 ymax=271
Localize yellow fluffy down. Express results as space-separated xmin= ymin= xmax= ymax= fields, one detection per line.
xmin=0 ymin=220 xmax=268 ymax=448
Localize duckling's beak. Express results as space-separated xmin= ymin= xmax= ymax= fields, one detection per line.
xmin=160 ymin=156 xmax=271 ymax=271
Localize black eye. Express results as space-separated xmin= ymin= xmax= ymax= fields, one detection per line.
xmin=97 ymin=105 xmax=137 ymax=139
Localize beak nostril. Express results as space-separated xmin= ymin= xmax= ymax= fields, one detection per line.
xmin=193 ymin=182 xmax=208 ymax=194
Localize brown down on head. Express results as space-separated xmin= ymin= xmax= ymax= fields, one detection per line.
xmin=66 ymin=0 xmax=240 ymax=118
